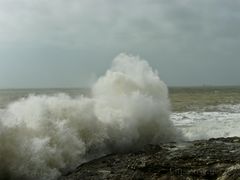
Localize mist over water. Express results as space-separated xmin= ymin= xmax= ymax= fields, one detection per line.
xmin=0 ymin=54 xmax=179 ymax=180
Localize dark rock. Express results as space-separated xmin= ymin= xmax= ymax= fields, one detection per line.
xmin=59 ymin=137 xmax=240 ymax=180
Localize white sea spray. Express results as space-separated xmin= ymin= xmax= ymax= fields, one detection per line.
xmin=0 ymin=54 xmax=179 ymax=180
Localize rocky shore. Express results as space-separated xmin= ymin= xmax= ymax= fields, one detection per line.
xmin=60 ymin=137 xmax=240 ymax=180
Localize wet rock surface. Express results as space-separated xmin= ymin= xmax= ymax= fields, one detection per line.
xmin=60 ymin=137 xmax=240 ymax=180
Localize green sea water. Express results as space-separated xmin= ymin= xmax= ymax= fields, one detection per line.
xmin=1 ymin=86 xmax=240 ymax=111
xmin=169 ymin=86 xmax=240 ymax=112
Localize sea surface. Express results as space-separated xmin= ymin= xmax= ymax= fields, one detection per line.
xmin=0 ymin=86 xmax=240 ymax=179
xmin=1 ymin=87 xmax=240 ymax=141
xmin=3 ymin=55 xmax=239 ymax=180
xmin=170 ymin=86 xmax=240 ymax=140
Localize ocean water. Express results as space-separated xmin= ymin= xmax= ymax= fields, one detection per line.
xmin=1 ymin=88 xmax=239 ymax=143
xmin=170 ymin=87 xmax=240 ymax=140
xmin=0 ymin=54 xmax=239 ymax=179
xmin=172 ymin=104 xmax=240 ymax=140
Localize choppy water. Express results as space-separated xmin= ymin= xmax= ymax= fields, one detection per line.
xmin=172 ymin=104 xmax=240 ymax=140
xmin=2 ymin=90 xmax=238 ymax=140
xmin=0 ymin=54 xmax=239 ymax=180
xmin=169 ymin=86 xmax=240 ymax=140
xmin=1 ymin=89 xmax=239 ymax=142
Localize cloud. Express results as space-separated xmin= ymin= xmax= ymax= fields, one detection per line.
xmin=0 ymin=0 xmax=240 ymax=87
xmin=1 ymin=0 xmax=239 ymax=48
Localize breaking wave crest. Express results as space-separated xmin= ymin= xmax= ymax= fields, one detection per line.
xmin=0 ymin=54 xmax=180 ymax=179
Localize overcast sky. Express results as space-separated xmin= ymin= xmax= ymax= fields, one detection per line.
xmin=0 ymin=0 xmax=240 ymax=88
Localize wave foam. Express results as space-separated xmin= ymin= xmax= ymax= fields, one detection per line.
xmin=172 ymin=105 xmax=240 ymax=140
xmin=0 ymin=54 xmax=179 ymax=180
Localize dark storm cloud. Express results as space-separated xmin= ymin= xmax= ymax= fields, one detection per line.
xmin=0 ymin=0 xmax=239 ymax=88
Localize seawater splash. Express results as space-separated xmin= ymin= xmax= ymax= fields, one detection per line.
xmin=172 ymin=104 xmax=240 ymax=140
xmin=0 ymin=54 xmax=180 ymax=180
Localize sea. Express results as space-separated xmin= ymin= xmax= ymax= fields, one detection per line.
xmin=1 ymin=87 xmax=240 ymax=180
xmin=1 ymin=54 xmax=240 ymax=179
xmin=1 ymin=87 xmax=240 ymax=141
xmin=170 ymin=87 xmax=240 ymax=140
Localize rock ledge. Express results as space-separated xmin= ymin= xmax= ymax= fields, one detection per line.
xmin=60 ymin=137 xmax=240 ymax=180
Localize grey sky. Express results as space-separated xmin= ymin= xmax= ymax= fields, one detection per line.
xmin=0 ymin=0 xmax=240 ymax=88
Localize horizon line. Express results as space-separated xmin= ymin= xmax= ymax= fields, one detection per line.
xmin=1 ymin=85 xmax=240 ymax=90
